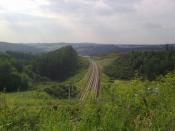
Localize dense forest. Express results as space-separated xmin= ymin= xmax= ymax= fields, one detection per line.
xmin=32 ymin=46 xmax=79 ymax=81
xmin=0 ymin=52 xmax=32 ymax=92
xmin=0 ymin=46 xmax=84 ymax=92
xmin=104 ymin=48 xmax=175 ymax=80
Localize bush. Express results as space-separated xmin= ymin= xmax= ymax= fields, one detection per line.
xmin=44 ymin=83 xmax=78 ymax=99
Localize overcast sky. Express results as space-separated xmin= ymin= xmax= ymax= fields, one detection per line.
xmin=0 ymin=0 xmax=175 ymax=44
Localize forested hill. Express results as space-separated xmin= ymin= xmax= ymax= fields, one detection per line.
xmin=1 ymin=41 xmax=175 ymax=56
xmin=0 ymin=42 xmax=41 ymax=53
xmin=32 ymin=46 xmax=80 ymax=81
xmin=0 ymin=46 xmax=84 ymax=92
xmin=104 ymin=48 xmax=175 ymax=80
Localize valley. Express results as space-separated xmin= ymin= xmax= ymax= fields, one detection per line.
xmin=0 ymin=45 xmax=175 ymax=130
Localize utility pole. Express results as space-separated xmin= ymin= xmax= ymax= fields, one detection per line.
xmin=68 ymin=84 xmax=71 ymax=102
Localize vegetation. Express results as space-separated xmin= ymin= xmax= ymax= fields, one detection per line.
xmin=99 ymin=72 xmax=175 ymax=130
xmin=0 ymin=47 xmax=175 ymax=130
xmin=0 ymin=53 xmax=32 ymax=92
xmin=33 ymin=46 xmax=80 ymax=81
xmin=0 ymin=46 xmax=86 ymax=92
xmin=0 ymin=71 xmax=175 ymax=130
xmin=104 ymin=49 xmax=175 ymax=80
xmin=44 ymin=83 xmax=78 ymax=99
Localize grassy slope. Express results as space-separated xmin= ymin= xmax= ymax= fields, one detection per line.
xmin=94 ymin=53 xmax=119 ymax=70
xmin=3 ymin=61 xmax=89 ymax=105
xmin=96 ymin=53 xmax=175 ymax=130
xmin=0 ymin=59 xmax=89 ymax=130
xmin=0 ymin=58 xmax=87 ymax=114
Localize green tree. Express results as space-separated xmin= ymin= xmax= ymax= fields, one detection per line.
xmin=0 ymin=59 xmax=31 ymax=92
xmin=33 ymin=46 xmax=79 ymax=81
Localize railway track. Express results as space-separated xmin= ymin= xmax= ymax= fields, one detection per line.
xmin=80 ymin=59 xmax=101 ymax=101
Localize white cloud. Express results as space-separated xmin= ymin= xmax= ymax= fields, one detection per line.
xmin=0 ymin=0 xmax=175 ymax=43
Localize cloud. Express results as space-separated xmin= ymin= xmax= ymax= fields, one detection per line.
xmin=0 ymin=0 xmax=175 ymax=43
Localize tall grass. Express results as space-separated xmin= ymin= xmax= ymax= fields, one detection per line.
xmin=0 ymin=72 xmax=175 ymax=130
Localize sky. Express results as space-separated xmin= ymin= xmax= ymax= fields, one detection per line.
xmin=0 ymin=0 xmax=175 ymax=44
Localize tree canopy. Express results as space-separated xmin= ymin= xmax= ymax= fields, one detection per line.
xmin=0 ymin=58 xmax=31 ymax=92
xmin=104 ymin=49 xmax=175 ymax=80
xmin=33 ymin=46 xmax=80 ymax=81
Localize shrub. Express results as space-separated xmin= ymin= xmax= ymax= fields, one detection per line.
xmin=44 ymin=83 xmax=78 ymax=99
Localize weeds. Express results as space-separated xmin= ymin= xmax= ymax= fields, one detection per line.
xmin=0 ymin=72 xmax=175 ymax=130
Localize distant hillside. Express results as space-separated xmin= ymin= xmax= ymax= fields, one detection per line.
xmin=0 ymin=42 xmax=41 ymax=53
xmin=0 ymin=42 xmax=175 ymax=56
xmin=27 ymin=43 xmax=175 ymax=56
xmin=72 ymin=44 xmax=169 ymax=56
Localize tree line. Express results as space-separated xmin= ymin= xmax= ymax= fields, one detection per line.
xmin=104 ymin=48 xmax=175 ymax=80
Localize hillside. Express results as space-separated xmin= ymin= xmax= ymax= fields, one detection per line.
xmin=1 ymin=41 xmax=175 ymax=56
xmin=0 ymin=42 xmax=41 ymax=53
